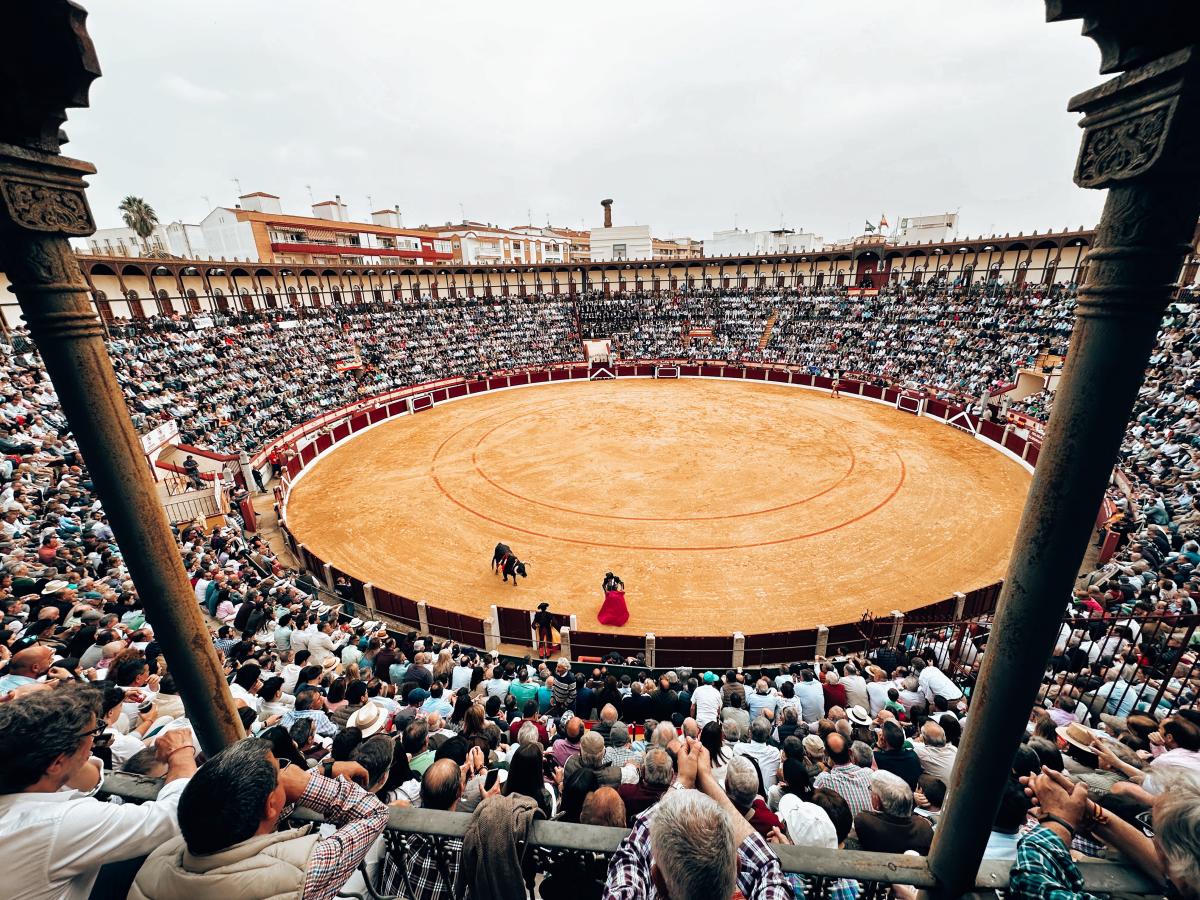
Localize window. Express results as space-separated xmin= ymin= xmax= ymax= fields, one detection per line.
xmin=613 ymin=243 xmax=627 ymax=260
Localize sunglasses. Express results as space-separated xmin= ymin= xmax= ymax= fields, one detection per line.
xmin=79 ymin=722 xmax=106 ymax=740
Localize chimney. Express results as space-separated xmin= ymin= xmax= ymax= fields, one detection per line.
xmin=601 ymin=198 xmax=613 ymax=228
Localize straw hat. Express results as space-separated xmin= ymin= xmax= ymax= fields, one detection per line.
xmin=1056 ymin=722 xmax=1104 ymax=756
xmin=347 ymin=702 xmax=387 ymax=737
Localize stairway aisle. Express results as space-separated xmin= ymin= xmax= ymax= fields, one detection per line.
xmin=758 ymin=309 xmax=778 ymax=350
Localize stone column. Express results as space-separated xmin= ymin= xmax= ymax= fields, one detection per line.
xmin=0 ymin=3 xmax=242 ymax=752
xmin=926 ymin=16 xmax=1200 ymax=897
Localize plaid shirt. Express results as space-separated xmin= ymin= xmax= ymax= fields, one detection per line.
xmin=296 ymin=773 xmax=390 ymax=900
xmin=1009 ymin=825 xmax=1101 ymax=900
xmin=378 ymin=834 xmax=463 ymax=900
xmin=813 ymin=764 xmax=874 ymax=818
xmin=604 ymin=745 xmax=643 ymax=768
xmin=603 ymin=796 xmax=791 ymax=900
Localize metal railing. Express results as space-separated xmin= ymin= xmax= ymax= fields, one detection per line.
xmin=98 ymin=773 xmax=1161 ymax=897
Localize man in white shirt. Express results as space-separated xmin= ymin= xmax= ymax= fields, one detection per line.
xmin=0 ymin=685 xmax=197 ymax=900
xmin=914 ymin=658 xmax=963 ymax=705
xmin=690 ymin=672 xmax=723 ymax=726
xmin=306 ymin=620 xmax=345 ymax=668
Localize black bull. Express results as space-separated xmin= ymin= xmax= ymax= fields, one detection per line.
xmin=491 ymin=543 xmax=528 ymax=583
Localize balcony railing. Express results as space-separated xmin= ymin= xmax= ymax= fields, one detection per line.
xmin=100 ymin=773 xmax=1160 ymax=897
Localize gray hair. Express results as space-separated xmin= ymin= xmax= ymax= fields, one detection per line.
xmin=724 ymin=755 xmax=759 ymax=812
xmin=651 ymin=721 xmax=678 ymax=749
xmin=610 ymin=722 xmax=630 ymax=746
xmin=650 ymin=790 xmax=737 ymax=900
xmin=850 ymin=740 xmax=874 ymax=769
xmin=870 ymin=768 xmax=914 ymax=817
xmin=921 ymin=721 xmax=947 ymax=747
xmin=516 ymin=722 xmax=540 ymax=747
xmin=721 ymin=719 xmax=742 ymax=743
xmin=825 ymin=671 xmax=840 ymax=685
xmin=1154 ymin=771 xmax=1200 ymax=889
xmin=750 ymin=717 xmax=772 ymax=744
xmin=902 ymin=675 xmax=920 ymax=693
xmin=642 ymin=747 xmax=675 ymax=790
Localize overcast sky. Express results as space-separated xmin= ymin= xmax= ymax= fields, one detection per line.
xmin=68 ymin=1 xmax=1106 ymax=243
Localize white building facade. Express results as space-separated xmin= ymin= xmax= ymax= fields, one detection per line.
xmin=705 ymin=227 xmax=824 ymax=257
xmin=84 ymin=222 xmax=207 ymax=259
xmin=589 ymin=224 xmax=653 ymax=261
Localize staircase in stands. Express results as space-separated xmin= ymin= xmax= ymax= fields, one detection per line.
xmin=758 ymin=310 xmax=779 ymax=350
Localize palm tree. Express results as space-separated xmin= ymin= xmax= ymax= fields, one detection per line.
xmin=118 ymin=196 xmax=159 ymax=256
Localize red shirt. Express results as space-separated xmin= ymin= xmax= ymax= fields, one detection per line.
xmin=508 ymin=717 xmax=549 ymax=744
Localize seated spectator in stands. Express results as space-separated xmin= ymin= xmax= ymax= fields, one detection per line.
xmin=551 ymin=715 xmax=585 ymax=767
xmin=913 ymin=774 xmax=946 ymax=823
xmin=874 ymin=719 xmax=922 ymax=789
xmin=853 ymin=769 xmax=934 ymax=854
xmin=841 ymin=662 xmax=870 ymax=712
xmin=622 ymin=680 xmax=651 ymax=725
xmin=721 ymin=691 xmax=750 ymax=736
xmin=331 ymin=679 xmax=368 ymax=728
xmin=604 ymin=722 xmax=642 ymax=768
xmin=795 ymin=668 xmax=826 ymax=724
xmin=379 ymin=756 xmax=477 ymax=898
xmin=565 ymin=730 xmax=624 ymax=787
xmin=735 ymin=717 xmax=782 ymax=793
xmin=913 ymin=721 xmax=958 ymax=784
xmin=721 ymin=670 xmax=747 ymax=708
xmin=814 ymin=733 xmax=874 ymax=818
xmin=725 ymin=754 xmax=781 ymax=838
xmin=605 ymin=739 xmax=787 ymax=900
xmin=282 ymin=688 xmax=339 ymax=738
xmin=509 ymin=699 xmax=549 ymax=745
xmin=131 ymin=737 xmax=385 ymax=900
xmin=592 ymin=703 xmax=620 ymax=744
xmin=503 ymin=742 xmax=554 ymax=818
xmin=983 ymin=777 xmax=1032 ymax=860
xmin=1011 ymin=767 xmax=1200 ymax=900
xmin=617 ymin=746 xmax=676 ymax=825
xmin=0 ymin=685 xmax=197 ymax=900
xmin=822 ymin=670 xmax=848 ymax=713
xmin=405 ymin=719 xmax=436 ymax=776
xmin=746 ymin=678 xmax=779 ymax=722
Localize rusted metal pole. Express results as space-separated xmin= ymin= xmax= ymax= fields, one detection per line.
xmin=924 ymin=29 xmax=1200 ymax=899
xmin=0 ymin=3 xmax=243 ymax=753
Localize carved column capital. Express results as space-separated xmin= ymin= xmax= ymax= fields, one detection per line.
xmin=0 ymin=144 xmax=96 ymax=238
xmin=1068 ymin=48 xmax=1200 ymax=190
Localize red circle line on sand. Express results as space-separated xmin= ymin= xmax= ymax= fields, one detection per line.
xmin=430 ymin=450 xmax=907 ymax=552
xmin=467 ymin=414 xmax=857 ymax=522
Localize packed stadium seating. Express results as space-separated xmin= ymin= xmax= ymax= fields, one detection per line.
xmin=1 ymin=281 xmax=1198 ymax=900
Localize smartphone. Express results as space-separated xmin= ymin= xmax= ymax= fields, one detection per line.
xmin=483 ymin=768 xmax=499 ymax=792
xmin=138 ymin=700 xmax=154 ymax=715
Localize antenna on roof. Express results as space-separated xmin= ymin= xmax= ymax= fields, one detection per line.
xmin=367 ymin=194 xmax=374 ymax=212
xmin=458 ymin=202 xmax=465 ymax=221
xmin=232 ymin=177 xmax=242 ymax=196
xmin=306 ymin=184 xmax=314 ymax=204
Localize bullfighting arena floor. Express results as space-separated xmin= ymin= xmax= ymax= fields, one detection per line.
xmin=285 ymin=380 xmax=1031 ymax=636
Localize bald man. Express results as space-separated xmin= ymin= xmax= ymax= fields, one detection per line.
xmin=0 ymin=645 xmax=54 ymax=693
xmin=813 ymin=731 xmax=875 ymax=817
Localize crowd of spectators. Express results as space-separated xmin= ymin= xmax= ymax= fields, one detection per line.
xmin=1 ymin=283 xmax=1200 ymax=897
xmin=108 ymin=298 xmax=580 ymax=455
xmin=2 ymin=604 xmax=1198 ymax=898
